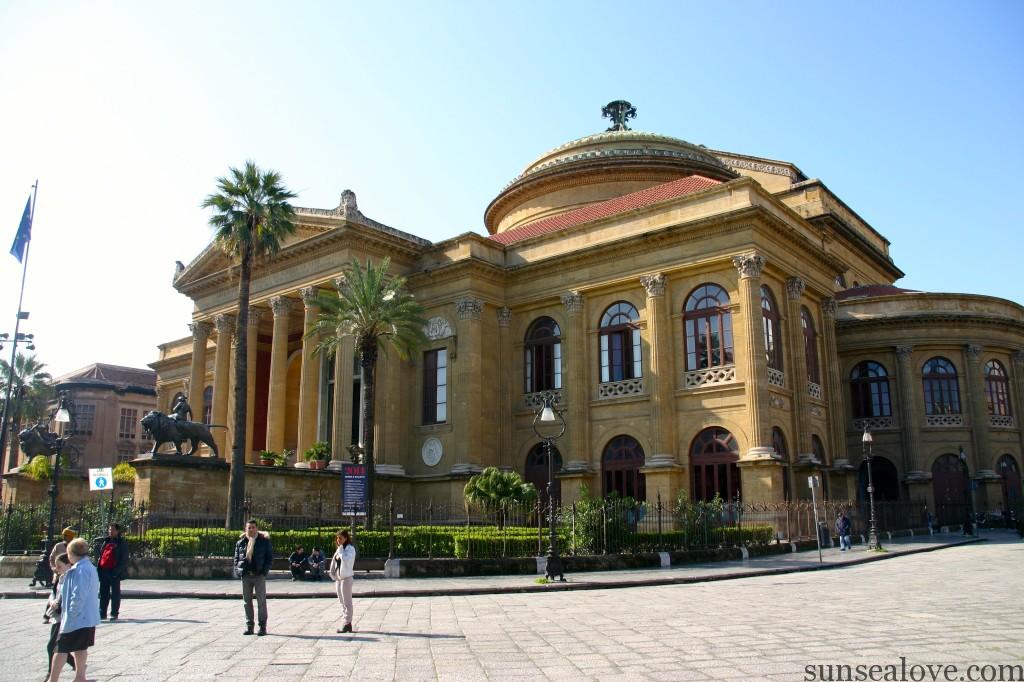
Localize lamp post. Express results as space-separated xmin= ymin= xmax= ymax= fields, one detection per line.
xmin=959 ymin=445 xmax=976 ymax=534
xmin=861 ymin=428 xmax=882 ymax=550
xmin=44 ymin=394 xmax=72 ymax=553
xmin=0 ymin=329 xmax=36 ymax=471
xmin=532 ymin=391 xmax=566 ymax=582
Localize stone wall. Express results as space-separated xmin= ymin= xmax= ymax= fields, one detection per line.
xmin=1 ymin=473 xmax=132 ymax=507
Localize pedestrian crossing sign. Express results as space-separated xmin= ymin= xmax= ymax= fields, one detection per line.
xmin=89 ymin=467 xmax=113 ymax=491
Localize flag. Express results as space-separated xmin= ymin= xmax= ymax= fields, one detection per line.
xmin=9 ymin=196 xmax=32 ymax=262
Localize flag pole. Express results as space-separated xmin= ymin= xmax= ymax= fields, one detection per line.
xmin=1 ymin=180 xmax=38 ymax=472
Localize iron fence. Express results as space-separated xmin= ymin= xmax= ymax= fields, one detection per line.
xmin=1 ymin=495 xmax=934 ymax=560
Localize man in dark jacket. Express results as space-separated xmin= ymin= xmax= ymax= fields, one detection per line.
xmin=97 ymin=523 xmax=129 ymax=620
xmin=234 ymin=519 xmax=273 ymax=636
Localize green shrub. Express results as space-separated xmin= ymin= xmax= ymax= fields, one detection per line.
xmin=112 ymin=462 xmax=136 ymax=483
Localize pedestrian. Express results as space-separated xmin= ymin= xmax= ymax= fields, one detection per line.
xmin=289 ymin=546 xmax=308 ymax=581
xmin=49 ymin=537 xmax=99 ymax=682
xmin=97 ymin=523 xmax=129 ymax=621
xmin=233 ymin=519 xmax=273 ymax=636
xmin=44 ymin=528 xmax=77 ymax=625
xmin=330 ymin=529 xmax=357 ymax=633
xmin=835 ymin=511 xmax=852 ymax=551
xmin=45 ymin=553 xmax=76 ymax=678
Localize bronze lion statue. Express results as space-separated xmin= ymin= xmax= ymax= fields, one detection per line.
xmin=140 ymin=411 xmax=219 ymax=457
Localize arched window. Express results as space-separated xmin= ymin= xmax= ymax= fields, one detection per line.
xmin=599 ymin=302 xmax=641 ymax=382
xmin=690 ymin=427 xmax=740 ymax=502
xmin=524 ymin=317 xmax=561 ymax=393
xmin=922 ymin=357 xmax=961 ymax=415
xmin=761 ymin=286 xmax=783 ymax=371
xmin=202 ymin=385 xmax=213 ymax=425
xmin=849 ymin=361 xmax=891 ymax=418
xmin=801 ymin=306 xmax=820 ymax=384
xmin=773 ymin=427 xmax=790 ymax=501
xmin=602 ymin=435 xmax=645 ymax=500
xmin=525 ymin=443 xmax=562 ymax=508
xmin=998 ymin=454 xmax=1021 ymax=512
xmin=835 ymin=273 xmax=847 ymax=289
xmin=985 ymin=360 xmax=1012 ymax=416
xmin=683 ymin=284 xmax=733 ymax=371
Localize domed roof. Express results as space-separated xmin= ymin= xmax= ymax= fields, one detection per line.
xmin=485 ymin=111 xmax=738 ymax=235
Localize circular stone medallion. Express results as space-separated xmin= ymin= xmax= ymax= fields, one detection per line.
xmin=421 ymin=437 xmax=443 ymax=467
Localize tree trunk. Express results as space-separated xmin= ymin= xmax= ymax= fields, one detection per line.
xmin=359 ymin=339 xmax=378 ymax=530
xmin=226 ymin=244 xmax=252 ymax=529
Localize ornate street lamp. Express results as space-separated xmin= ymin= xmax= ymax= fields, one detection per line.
xmin=959 ymin=445 xmax=976 ymax=534
xmin=532 ymin=391 xmax=566 ymax=581
xmin=861 ymin=428 xmax=882 ymax=550
xmin=42 ymin=394 xmax=72 ymax=568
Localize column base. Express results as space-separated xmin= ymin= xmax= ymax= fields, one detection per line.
xmin=449 ymin=463 xmax=483 ymax=476
xmin=738 ymin=456 xmax=786 ymax=503
xmin=742 ymin=446 xmax=779 ymax=462
xmin=375 ymin=464 xmax=407 ymax=477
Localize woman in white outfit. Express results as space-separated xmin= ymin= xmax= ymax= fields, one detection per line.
xmin=330 ymin=529 xmax=357 ymax=633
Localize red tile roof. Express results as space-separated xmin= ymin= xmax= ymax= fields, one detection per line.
xmin=489 ymin=175 xmax=722 ymax=245
xmin=835 ymin=285 xmax=921 ymax=301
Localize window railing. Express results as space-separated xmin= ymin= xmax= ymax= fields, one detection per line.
xmin=990 ymin=415 xmax=1014 ymax=428
xmin=808 ymin=381 xmax=823 ymax=400
xmin=852 ymin=416 xmax=894 ymax=431
xmin=684 ymin=365 xmax=737 ymax=389
xmin=598 ymin=378 xmax=644 ymax=400
xmin=523 ymin=389 xmax=562 ymax=409
xmin=925 ymin=414 xmax=963 ymax=427
xmin=767 ymin=367 xmax=785 ymax=387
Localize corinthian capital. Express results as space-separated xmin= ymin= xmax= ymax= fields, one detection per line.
xmin=269 ymin=296 xmax=293 ymax=318
xmin=497 ymin=306 xmax=512 ymax=328
xmin=189 ymin=320 xmax=212 ymax=341
xmin=247 ymin=306 xmax=263 ymax=329
xmin=560 ymin=291 xmax=584 ymax=315
xmin=640 ymin=273 xmax=667 ymax=298
xmin=821 ymin=297 xmax=837 ymax=319
xmin=785 ymin=277 xmax=805 ymax=300
xmin=1013 ymin=350 xmax=1024 ymax=365
xmin=895 ymin=344 xmax=914 ymax=360
xmin=300 ymin=286 xmax=319 ymax=306
xmin=965 ymin=344 xmax=984 ymax=361
xmin=455 ymin=297 xmax=483 ymax=321
xmin=214 ymin=314 xmax=235 ymax=336
xmin=732 ymin=253 xmax=766 ymax=279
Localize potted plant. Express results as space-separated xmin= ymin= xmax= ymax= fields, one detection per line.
xmin=258 ymin=450 xmax=276 ymax=466
xmin=273 ymin=450 xmax=292 ymax=467
xmin=303 ymin=441 xmax=331 ymax=470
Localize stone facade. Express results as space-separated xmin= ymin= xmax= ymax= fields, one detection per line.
xmin=150 ymin=115 xmax=1024 ymax=516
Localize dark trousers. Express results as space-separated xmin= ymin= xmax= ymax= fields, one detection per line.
xmin=46 ymin=622 xmax=75 ymax=674
xmin=99 ymin=569 xmax=121 ymax=618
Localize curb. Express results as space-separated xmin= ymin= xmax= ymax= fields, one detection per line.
xmin=0 ymin=537 xmax=984 ymax=601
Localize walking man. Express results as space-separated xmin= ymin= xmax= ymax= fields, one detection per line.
xmin=97 ymin=523 xmax=129 ymax=620
xmin=835 ymin=511 xmax=852 ymax=551
xmin=234 ymin=520 xmax=273 ymax=636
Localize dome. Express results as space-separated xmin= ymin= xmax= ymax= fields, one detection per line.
xmin=484 ymin=129 xmax=737 ymax=235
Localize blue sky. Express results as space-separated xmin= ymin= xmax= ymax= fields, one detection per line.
xmin=1 ymin=1 xmax=1022 ymax=376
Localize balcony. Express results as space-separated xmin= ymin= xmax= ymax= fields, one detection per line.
xmin=684 ymin=365 xmax=736 ymax=389
xmin=808 ymin=382 xmax=823 ymax=400
xmin=767 ymin=367 xmax=785 ymax=387
xmin=523 ymin=389 xmax=562 ymax=410
xmin=925 ymin=414 xmax=963 ymax=427
xmin=598 ymin=378 xmax=645 ymax=400
xmin=991 ymin=415 xmax=1015 ymax=428
xmin=852 ymin=416 xmax=894 ymax=431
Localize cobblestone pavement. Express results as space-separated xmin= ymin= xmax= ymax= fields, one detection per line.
xmin=1 ymin=536 xmax=1020 ymax=681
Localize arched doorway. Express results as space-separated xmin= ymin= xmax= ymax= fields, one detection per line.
xmin=602 ymin=435 xmax=645 ymax=500
xmin=690 ymin=427 xmax=740 ymax=502
xmin=858 ymin=456 xmax=900 ymax=503
xmin=998 ymin=454 xmax=1021 ymax=513
xmin=932 ymin=453 xmax=968 ymax=525
xmin=525 ymin=443 xmax=562 ymax=508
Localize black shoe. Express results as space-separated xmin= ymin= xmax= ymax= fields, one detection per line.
xmin=341 ymin=623 xmax=352 ymax=633
xmin=257 ymin=626 xmax=267 ymax=636
xmin=110 ymin=615 xmax=118 ymax=621
xmin=243 ymin=625 xmax=254 ymax=635
xmin=100 ymin=615 xmax=108 ymax=621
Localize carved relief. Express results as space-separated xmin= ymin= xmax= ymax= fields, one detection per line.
xmin=965 ymin=344 xmax=984 ymax=360
xmin=300 ymin=286 xmax=319 ymax=306
xmin=560 ymin=291 xmax=584 ymax=314
xmin=895 ymin=345 xmax=914 ymax=360
xmin=640 ymin=273 xmax=667 ymax=298
xmin=425 ymin=316 xmax=454 ymax=340
xmin=214 ymin=314 xmax=234 ymax=335
xmin=785 ymin=277 xmax=805 ymax=300
xmin=189 ymin=320 xmax=212 ymax=341
xmin=732 ymin=253 xmax=766 ymax=279
xmin=821 ymin=298 xmax=837 ymax=319
xmin=455 ymin=297 xmax=483 ymax=321
xmin=497 ymin=307 xmax=512 ymax=328
xmin=269 ymin=296 xmax=293 ymax=318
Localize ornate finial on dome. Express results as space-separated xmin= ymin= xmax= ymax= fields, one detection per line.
xmin=602 ymin=100 xmax=636 ymax=132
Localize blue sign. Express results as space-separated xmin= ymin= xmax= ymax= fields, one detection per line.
xmin=95 ymin=477 xmax=108 ymax=488
xmin=341 ymin=463 xmax=367 ymax=515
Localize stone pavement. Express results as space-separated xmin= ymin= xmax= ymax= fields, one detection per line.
xmin=0 ymin=532 xmax=984 ymax=600
xmin=0 ymin=533 xmax=1019 ymax=681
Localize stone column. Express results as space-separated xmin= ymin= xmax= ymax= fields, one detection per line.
xmin=820 ymin=299 xmax=848 ymax=478
xmin=497 ymin=307 xmax=513 ymax=470
xmin=296 ymin=286 xmax=320 ymax=459
xmin=561 ymin=291 xmax=590 ymax=472
xmin=1012 ymin=351 xmax=1024 ymax=461
xmin=782 ymin=278 xmax=810 ymax=499
xmin=450 ymin=297 xmax=484 ymax=474
xmin=894 ymin=345 xmax=925 ymax=477
xmin=732 ymin=254 xmax=773 ymax=460
xmin=211 ymin=314 xmax=234 ymax=456
xmin=244 ymin=307 xmax=262 ymax=463
xmin=265 ymin=296 xmax=292 ymax=453
xmin=187 ymin=321 xmax=212 ymax=424
xmin=331 ymin=322 xmax=355 ymax=466
xmin=963 ymin=344 xmax=991 ymax=476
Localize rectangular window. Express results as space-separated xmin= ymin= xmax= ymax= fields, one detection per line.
xmin=119 ymin=408 xmax=138 ymax=439
xmin=71 ymin=404 xmax=96 ymax=436
xmin=422 ymin=348 xmax=447 ymax=424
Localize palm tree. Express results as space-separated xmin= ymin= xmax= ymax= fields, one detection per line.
xmin=307 ymin=257 xmax=427 ymax=529
xmin=202 ymin=161 xmax=297 ymax=529
xmin=464 ymin=467 xmax=538 ymax=529
xmin=0 ymin=353 xmax=52 ymax=470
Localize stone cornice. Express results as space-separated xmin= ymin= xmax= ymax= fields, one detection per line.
xmin=837 ymin=312 xmax=1024 ymax=333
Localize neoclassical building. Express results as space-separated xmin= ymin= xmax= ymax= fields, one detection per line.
xmin=151 ymin=104 xmax=1023 ymax=519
